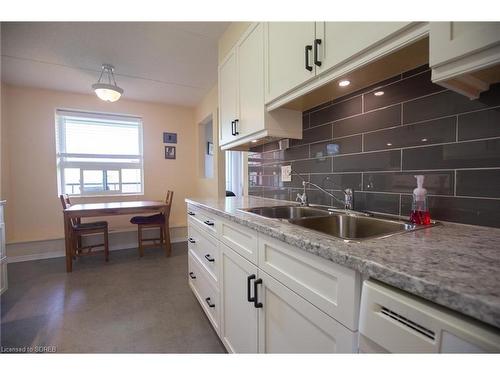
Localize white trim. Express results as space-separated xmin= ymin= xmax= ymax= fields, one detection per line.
xmin=56 ymin=109 xmax=144 ymax=196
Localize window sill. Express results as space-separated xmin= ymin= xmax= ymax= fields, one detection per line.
xmin=61 ymin=193 xmax=145 ymax=199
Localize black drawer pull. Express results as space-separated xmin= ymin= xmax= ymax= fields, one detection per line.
xmin=189 ymin=272 xmax=196 ymax=279
xmin=305 ymin=45 xmax=313 ymax=72
xmin=231 ymin=120 xmax=235 ymax=136
xmin=188 ymin=237 xmax=196 ymax=244
xmin=188 ymin=211 xmax=195 ymax=216
xmin=314 ymin=38 xmax=322 ymax=67
xmin=204 ymin=220 xmax=215 ymax=226
xmin=205 ymin=297 xmax=215 ymax=308
xmin=204 ymin=254 xmax=215 ymax=262
xmin=253 ymin=278 xmax=263 ymax=308
xmin=247 ymin=274 xmax=256 ymax=303
xmin=233 ymin=119 xmax=239 ymax=136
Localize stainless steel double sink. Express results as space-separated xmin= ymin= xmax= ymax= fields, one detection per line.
xmin=240 ymin=205 xmax=436 ymax=242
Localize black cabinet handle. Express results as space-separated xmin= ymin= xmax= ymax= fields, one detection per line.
xmin=247 ymin=274 xmax=256 ymax=303
xmin=314 ymin=39 xmax=322 ymax=67
xmin=233 ymin=119 xmax=239 ymax=136
xmin=188 ymin=211 xmax=195 ymax=216
xmin=253 ymin=278 xmax=263 ymax=308
xmin=204 ymin=254 xmax=215 ymax=262
xmin=204 ymin=220 xmax=214 ymax=226
xmin=231 ymin=120 xmax=235 ymax=136
xmin=189 ymin=272 xmax=196 ymax=279
xmin=205 ymin=297 xmax=215 ymax=308
xmin=188 ymin=237 xmax=196 ymax=244
xmin=305 ymin=45 xmax=313 ymax=72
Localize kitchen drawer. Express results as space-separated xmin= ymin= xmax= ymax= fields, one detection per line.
xmin=219 ymin=217 xmax=258 ymax=265
xmin=1 ymin=258 xmax=7 ymax=295
xmin=188 ymin=222 xmax=219 ymax=287
xmin=258 ymin=233 xmax=361 ymax=331
xmin=188 ymin=251 xmax=220 ymax=334
xmin=187 ymin=204 xmax=219 ymax=238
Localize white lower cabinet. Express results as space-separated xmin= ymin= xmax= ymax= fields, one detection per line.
xmin=220 ymin=242 xmax=259 ymax=353
xmin=0 ymin=259 xmax=7 ymax=295
xmin=186 ymin=204 xmax=359 ymax=353
xmin=188 ymin=251 xmax=221 ymax=335
xmin=258 ymin=270 xmax=357 ymax=353
xmin=0 ymin=201 xmax=6 ymax=295
xmin=220 ymin=240 xmax=357 ymax=353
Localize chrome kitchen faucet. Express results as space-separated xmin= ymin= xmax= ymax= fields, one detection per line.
xmin=290 ymin=169 xmax=355 ymax=211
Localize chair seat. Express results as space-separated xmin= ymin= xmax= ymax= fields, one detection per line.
xmin=130 ymin=213 xmax=165 ymax=225
xmin=73 ymin=221 xmax=108 ymax=231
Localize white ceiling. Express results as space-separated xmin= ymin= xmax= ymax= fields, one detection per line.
xmin=1 ymin=22 xmax=229 ymax=106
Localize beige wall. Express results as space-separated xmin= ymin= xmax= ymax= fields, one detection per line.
xmin=194 ymin=85 xmax=226 ymax=199
xmin=2 ymin=84 xmax=198 ymax=243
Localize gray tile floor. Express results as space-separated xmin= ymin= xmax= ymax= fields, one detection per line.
xmin=0 ymin=242 xmax=226 ymax=353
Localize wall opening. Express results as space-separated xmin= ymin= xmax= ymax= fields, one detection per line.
xmin=199 ymin=115 xmax=214 ymax=179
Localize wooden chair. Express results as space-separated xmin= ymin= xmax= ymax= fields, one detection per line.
xmin=60 ymin=194 xmax=109 ymax=262
xmin=130 ymin=191 xmax=173 ymax=257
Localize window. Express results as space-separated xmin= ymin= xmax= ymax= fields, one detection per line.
xmin=56 ymin=109 xmax=143 ymax=196
xmin=225 ymin=151 xmax=243 ymax=196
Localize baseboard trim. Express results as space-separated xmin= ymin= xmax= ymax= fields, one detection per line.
xmin=6 ymin=226 xmax=188 ymax=263
xmin=7 ymin=236 xmax=186 ymax=263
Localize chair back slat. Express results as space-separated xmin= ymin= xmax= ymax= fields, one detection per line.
xmin=60 ymin=194 xmax=78 ymax=227
xmin=164 ymin=190 xmax=174 ymax=220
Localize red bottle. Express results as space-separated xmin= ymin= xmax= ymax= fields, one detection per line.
xmin=410 ymin=175 xmax=431 ymax=225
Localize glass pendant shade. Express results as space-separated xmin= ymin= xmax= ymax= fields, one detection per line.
xmin=92 ymin=64 xmax=124 ymax=102
xmin=92 ymin=83 xmax=123 ymax=102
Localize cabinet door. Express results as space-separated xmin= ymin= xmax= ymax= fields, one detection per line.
xmin=266 ymin=22 xmax=316 ymax=103
xmin=257 ymin=270 xmax=357 ymax=353
xmin=237 ymin=23 xmax=265 ymax=138
xmin=430 ymin=22 xmax=500 ymax=67
xmin=219 ymin=49 xmax=238 ymax=146
xmin=317 ymin=22 xmax=412 ymax=73
xmin=220 ymin=242 xmax=259 ymax=353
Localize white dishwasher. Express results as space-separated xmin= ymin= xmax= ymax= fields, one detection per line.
xmin=359 ymin=280 xmax=500 ymax=353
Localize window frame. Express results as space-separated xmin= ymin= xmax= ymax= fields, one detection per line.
xmin=56 ymin=109 xmax=144 ymax=197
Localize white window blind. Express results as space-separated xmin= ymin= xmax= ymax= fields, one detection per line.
xmin=56 ymin=109 xmax=144 ymax=196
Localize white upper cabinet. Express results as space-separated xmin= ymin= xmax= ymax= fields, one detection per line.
xmin=265 ymin=22 xmax=423 ymax=107
xmin=430 ymin=22 xmax=500 ymax=69
xmin=266 ymin=22 xmax=316 ymax=102
xmin=218 ymin=23 xmax=302 ymax=150
xmin=430 ymin=22 xmax=500 ymax=99
xmin=317 ymin=22 xmax=412 ymax=73
xmin=218 ymin=49 xmax=238 ymax=146
xmin=237 ymin=22 xmax=265 ymax=137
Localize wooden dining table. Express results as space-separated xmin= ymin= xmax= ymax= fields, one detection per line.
xmin=63 ymin=200 xmax=168 ymax=272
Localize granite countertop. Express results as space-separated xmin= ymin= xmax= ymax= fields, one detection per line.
xmin=186 ymin=196 xmax=500 ymax=330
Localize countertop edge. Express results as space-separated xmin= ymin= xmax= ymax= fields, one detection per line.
xmin=185 ymin=198 xmax=500 ymax=330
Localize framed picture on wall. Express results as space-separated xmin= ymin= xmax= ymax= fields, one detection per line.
xmin=164 ymin=146 xmax=176 ymax=160
xmin=207 ymin=142 xmax=214 ymax=155
xmin=163 ymin=132 xmax=177 ymax=144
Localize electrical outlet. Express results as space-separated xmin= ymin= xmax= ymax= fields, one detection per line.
xmin=281 ymin=165 xmax=292 ymax=182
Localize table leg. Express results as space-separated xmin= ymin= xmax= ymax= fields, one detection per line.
xmin=64 ymin=213 xmax=72 ymax=272
xmin=165 ymin=216 xmax=172 ymax=257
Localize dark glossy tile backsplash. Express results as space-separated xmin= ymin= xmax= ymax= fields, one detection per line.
xmin=248 ymin=65 xmax=500 ymax=228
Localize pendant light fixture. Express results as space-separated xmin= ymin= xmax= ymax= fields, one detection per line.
xmin=92 ymin=64 xmax=124 ymax=102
